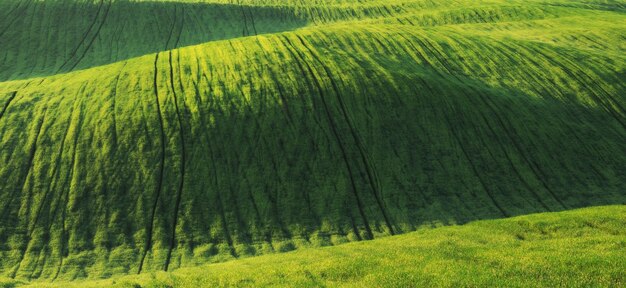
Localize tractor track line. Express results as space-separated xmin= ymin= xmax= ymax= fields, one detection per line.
xmin=240 ymin=4 xmax=250 ymax=36
xmin=474 ymin=109 xmax=552 ymax=211
xmin=247 ymin=6 xmax=258 ymax=36
xmin=163 ymin=4 xmax=178 ymax=50
xmin=280 ymin=34 xmax=368 ymax=230
xmin=261 ymin=146 xmax=294 ymax=240
xmin=275 ymin=36 xmax=340 ymax=171
xmin=259 ymin=42 xmax=322 ymax=226
xmin=8 ymin=108 xmax=47 ymax=279
xmin=439 ymin=33 xmax=561 ymax=208
xmin=68 ymin=0 xmax=113 ymax=71
xmin=281 ymin=35 xmax=373 ymax=240
xmin=295 ymin=34 xmax=395 ymax=235
xmin=110 ymin=61 xmax=129 ymax=147
xmin=444 ymin=36 xmax=571 ymax=209
xmin=190 ymin=75 xmax=238 ymax=258
xmin=202 ymin=47 xmax=256 ymax=247
xmin=230 ymin=49 xmax=295 ymax=240
xmin=0 ymin=0 xmax=35 ymax=39
xmin=35 ymin=85 xmax=85 ymax=280
xmin=470 ymin=85 xmax=568 ymax=210
xmin=17 ymin=91 xmax=86 ymax=278
xmin=277 ymin=36 xmax=329 ymax=134
xmin=0 ymin=106 xmax=47 ymax=222
xmin=444 ymin=108 xmax=509 ymax=217
xmin=494 ymin=39 xmax=609 ymax=182
xmin=28 ymin=1 xmax=54 ymax=75
xmin=228 ymin=86 xmax=272 ymax=242
xmin=138 ymin=6 xmax=180 ymax=272
xmin=450 ymin=39 xmax=563 ymax=209
xmin=57 ymin=0 xmax=106 ymax=73
xmin=527 ymin=44 xmax=626 ymax=131
xmin=164 ymin=49 xmax=187 ymax=272
xmin=0 ymin=91 xmax=18 ymax=123
xmin=52 ymin=97 xmax=85 ymax=282
xmin=172 ymin=5 xmax=185 ymax=49
xmin=137 ymin=52 xmax=166 ymax=275
xmin=0 ymin=0 xmax=25 ymax=20
xmin=415 ymin=32 xmax=568 ymax=210
xmin=28 ymin=93 xmax=77 ymax=259
xmin=419 ymin=78 xmax=509 ymax=217
xmin=165 ymin=7 xmax=188 ymax=263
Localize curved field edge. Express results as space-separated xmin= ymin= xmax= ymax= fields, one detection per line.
xmin=1 ymin=0 xmax=625 ymax=281
xmin=3 ymin=205 xmax=624 ymax=288
xmin=2 ymin=0 xmax=624 ymax=81
xmin=1 ymin=18 xmax=625 ymax=280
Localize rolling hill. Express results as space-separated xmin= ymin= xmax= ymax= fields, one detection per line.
xmin=3 ymin=206 xmax=625 ymax=287
xmin=0 ymin=0 xmax=625 ymax=284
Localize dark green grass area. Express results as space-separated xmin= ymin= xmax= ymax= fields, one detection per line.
xmin=2 ymin=205 xmax=624 ymax=287
xmin=0 ymin=0 xmax=309 ymax=81
xmin=0 ymin=0 xmax=625 ymax=283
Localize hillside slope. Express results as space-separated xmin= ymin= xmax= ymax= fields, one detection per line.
xmin=0 ymin=0 xmax=625 ymax=281
xmin=4 ymin=205 xmax=625 ymax=287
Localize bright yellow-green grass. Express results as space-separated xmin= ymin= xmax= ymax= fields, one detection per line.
xmin=2 ymin=205 xmax=624 ymax=288
xmin=1 ymin=0 xmax=625 ymax=284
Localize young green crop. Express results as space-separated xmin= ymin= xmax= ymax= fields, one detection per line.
xmin=3 ymin=205 xmax=624 ymax=287
xmin=0 ymin=0 xmax=625 ymax=283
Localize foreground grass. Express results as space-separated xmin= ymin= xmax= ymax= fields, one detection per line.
xmin=3 ymin=205 xmax=623 ymax=288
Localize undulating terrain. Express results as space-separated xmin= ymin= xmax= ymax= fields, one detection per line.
xmin=0 ymin=0 xmax=625 ymax=285
xmin=4 ymin=206 xmax=626 ymax=287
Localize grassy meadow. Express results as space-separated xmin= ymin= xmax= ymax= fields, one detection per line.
xmin=0 ymin=0 xmax=625 ymax=286
xmin=2 ymin=205 xmax=624 ymax=287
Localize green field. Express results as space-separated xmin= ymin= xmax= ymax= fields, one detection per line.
xmin=2 ymin=206 xmax=625 ymax=287
xmin=0 ymin=0 xmax=625 ymax=286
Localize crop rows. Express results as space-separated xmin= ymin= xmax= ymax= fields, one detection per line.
xmin=0 ymin=0 xmax=624 ymax=281
xmin=2 ymin=0 xmax=599 ymax=81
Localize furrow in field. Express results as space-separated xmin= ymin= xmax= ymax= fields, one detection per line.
xmin=530 ymin=45 xmax=626 ymax=130
xmin=8 ymin=107 xmax=47 ymax=279
xmin=473 ymin=109 xmax=552 ymax=211
xmin=110 ymin=62 xmax=128 ymax=147
xmin=248 ymin=6 xmax=258 ymax=35
xmin=67 ymin=0 xmax=114 ymax=72
xmin=294 ymin=34 xmax=396 ymax=235
xmin=239 ymin=4 xmax=250 ymax=36
xmin=27 ymin=85 xmax=86 ymax=280
xmin=52 ymin=96 xmax=85 ymax=281
xmin=473 ymin=86 xmax=569 ymax=209
xmin=57 ymin=0 xmax=106 ymax=73
xmin=276 ymin=34 xmax=349 ymax=229
xmin=137 ymin=53 xmax=166 ymax=275
xmin=163 ymin=7 xmax=188 ymax=272
xmin=15 ymin=91 xmax=85 ymax=279
xmin=0 ymin=0 xmax=34 ymax=39
xmin=273 ymin=36 xmax=351 ymax=233
xmin=419 ymin=76 xmax=510 ymax=217
xmin=491 ymin=39 xmax=613 ymax=184
xmin=280 ymin=35 xmax=374 ymax=240
xmin=424 ymin=31 xmax=569 ymax=209
xmin=0 ymin=105 xmax=47 ymax=223
xmin=0 ymin=5 xmax=625 ymax=278
xmin=0 ymin=0 xmax=25 ymax=20
xmin=189 ymin=74 xmax=238 ymax=258
xmin=260 ymin=40 xmax=325 ymax=233
xmin=237 ymin=40 xmax=299 ymax=243
xmin=0 ymin=91 xmax=17 ymax=122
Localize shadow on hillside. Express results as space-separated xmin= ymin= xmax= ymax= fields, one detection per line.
xmin=0 ymin=0 xmax=308 ymax=81
xmin=0 ymin=23 xmax=625 ymax=279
